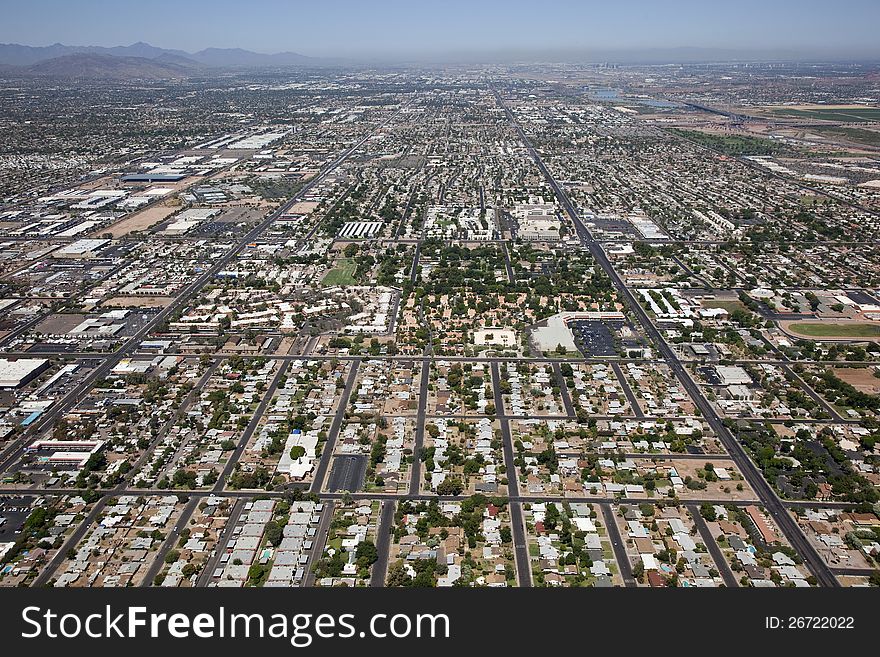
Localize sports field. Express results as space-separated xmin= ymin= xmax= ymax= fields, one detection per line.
xmin=787 ymin=322 xmax=880 ymax=339
xmin=321 ymin=258 xmax=358 ymax=286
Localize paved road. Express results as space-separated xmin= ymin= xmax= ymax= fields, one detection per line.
xmin=409 ymin=241 xmax=422 ymax=285
xmin=551 ymin=362 xmax=576 ymax=417
xmin=491 ymin=362 xmax=531 ymax=587
xmin=196 ymin=497 xmax=245 ymax=586
xmin=13 ymin=349 xmax=875 ymax=369
xmin=29 ymin=365 xmax=223 ymax=586
xmin=611 ymin=362 xmax=644 ymax=417
xmin=601 ymin=505 xmax=636 ymax=587
xmin=142 ymin=497 xmax=199 ymax=586
xmin=831 ymin=566 xmax=877 ymax=576
xmin=32 ymin=496 xmax=109 ymax=587
xmin=555 ymin=451 xmax=724 ymax=460
xmin=370 ymin=500 xmax=396 ymax=587
xmin=216 ymin=360 xmax=290 ymax=492
xmin=688 ymin=504 xmax=739 ymax=587
xmin=310 ymin=360 xmax=361 ymax=494
xmin=0 ymin=112 xmax=401 ymax=478
xmin=302 ymin=502 xmax=334 ymax=587
xmin=408 ymin=360 xmax=430 ymax=495
xmin=501 ymin=242 xmax=515 ymax=283
xmin=6 ymin=483 xmax=859 ymax=508
xmin=494 ymin=86 xmax=839 ymax=588
xmin=780 ymin=364 xmax=846 ymax=422
xmin=150 ymin=360 xmax=222 ymax=483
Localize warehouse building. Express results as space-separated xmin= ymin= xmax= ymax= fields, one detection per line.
xmin=121 ymin=173 xmax=187 ymax=183
xmin=52 ymin=238 xmax=111 ymax=259
xmin=164 ymin=208 xmax=220 ymax=235
xmin=0 ymin=358 xmax=50 ymax=389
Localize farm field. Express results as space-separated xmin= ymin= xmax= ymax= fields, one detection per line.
xmin=770 ymin=107 xmax=880 ymax=122
xmin=811 ymin=126 xmax=880 ymax=147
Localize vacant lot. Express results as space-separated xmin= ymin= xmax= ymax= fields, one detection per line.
xmin=102 ymin=296 xmax=174 ymax=308
xmin=322 ymin=258 xmax=358 ymax=286
xmin=36 ymin=313 xmax=86 ymax=334
xmin=287 ymin=201 xmax=319 ymax=214
xmin=785 ymin=321 xmax=880 ymax=339
xmin=832 ymin=367 xmax=880 ymax=395
xmin=95 ymin=204 xmax=178 ymax=238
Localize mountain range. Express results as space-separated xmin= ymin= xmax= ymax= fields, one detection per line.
xmin=0 ymin=41 xmax=323 ymax=79
xmin=2 ymin=42 xmax=878 ymax=80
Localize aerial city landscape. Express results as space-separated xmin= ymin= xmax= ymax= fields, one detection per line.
xmin=1 ymin=5 xmax=880 ymax=593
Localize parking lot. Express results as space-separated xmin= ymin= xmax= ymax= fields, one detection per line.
xmin=0 ymin=496 xmax=35 ymax=543
xmin=570 ymin=319 xmax=622 ymax=357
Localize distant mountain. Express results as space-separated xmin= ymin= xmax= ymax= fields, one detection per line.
xmin=151 ymin=51 xmax=206 ymax=69
xmin=0 ymin=41 xmax=320 ymax=74
xmin=0 ymin=41 xmax=191 ymax=66
xmin=103 ymin=41 xmax=194 ymax=61
xmin=190 ymin=47 xmax=315 ymax=67
xmin=0 ymin=42 xmax=76 ymax=66
xmin=24 ymin=53 xmax=196 ymax=80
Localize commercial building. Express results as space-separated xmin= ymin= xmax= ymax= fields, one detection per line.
xmin=121 ymin=173 xmax=187 ymax=183
xmin=26 ymin=439 xmax=104 ymax=468
xmin=52 ymin=238 xmax=111 ymax=259
xmin=164 ymin=208 xmax=220 ymax=235
xmin=715 ymin=365 xmax=752 ymax=386
xmin=0 ymin=358 xmax=50 ymax=389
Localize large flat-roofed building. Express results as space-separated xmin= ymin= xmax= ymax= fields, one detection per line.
xmin=519 ymin=214 xmax=561 ymax=241
xmin=164 ymin=208 xmax=220 ymax=235
xmin=26 ymin=439 xmax=104 ymax=468
xmin=715 ymin=365 xmax=752 ymax=386
xmin=121 ymin=172 xmax=187 ymax=183
xmin=52 ymin=238 xmax=111 ymax=259
xmin=0 ymin=358 xmax=50 ymax=389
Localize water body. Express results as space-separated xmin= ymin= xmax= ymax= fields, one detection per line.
xmin=590 ymin=88 xmax=619 ymax=100
xmin=588 ymin=89 xmax=678 ymax=108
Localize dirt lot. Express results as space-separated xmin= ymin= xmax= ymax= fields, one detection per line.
xmin=670 ymin=458 xmax=756 ymax=501
xmin=217 ymin=207 xmax=263 ymax=223
xmin=287 ymin=200 xmax=319 ymax=214
xmin=95 ymin=204 xmax=179 ymax=238
xmin=101 ymin=296 xmax=174 ymax=309
xmin=832 ymin=367 xmax=880 ymax=395
xmin=36 ymin=313 xmax=86 ymax=334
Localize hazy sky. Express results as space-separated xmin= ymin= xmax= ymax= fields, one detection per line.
xmin=1 ymin=0 xmax=879 ymax=59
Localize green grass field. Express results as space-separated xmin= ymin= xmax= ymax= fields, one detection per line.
xmin=812 ymin=126 xmax=880 ymax=148
xmin=771 ymin=107 xmax=880 ymax=123
xmin=788 ymin=322 xmax=880 ymax=338
xmin=321 ymin=258 xmax=358 ymax=286
xmin=703 ymin=299 xmax=748 ymax=314
xmin=671 ymin=128 xmax=788 ymax=156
